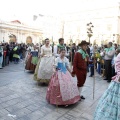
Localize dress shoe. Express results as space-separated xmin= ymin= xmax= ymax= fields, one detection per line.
xmin=89 ymin=75 xmax=92 ymax=77
xmin=81 ymin=96 xmax=85 ymax=100
xmin=103 ymin=78 xmax=108 ymax=80
xmin=107 ymin=80 xmax=111 ymax=83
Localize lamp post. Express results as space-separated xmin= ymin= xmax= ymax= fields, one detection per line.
xmin=87 ymin=22 xmax=94 ymax=44
xmin=87 ymin=22 xmax=95 ymax=99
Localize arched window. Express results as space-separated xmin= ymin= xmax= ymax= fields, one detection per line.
xmin=26 ymin=36 xmax=32 ymax=44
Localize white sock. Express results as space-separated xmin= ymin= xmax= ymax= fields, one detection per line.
xmin=78 ymin=87 xmax=83 ymax=96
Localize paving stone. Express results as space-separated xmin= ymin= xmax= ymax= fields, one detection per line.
xmin=58 ymin=117 xmax=71 ymax=120
xmin=0 ymin=104 xmax=4 ymax=109
xmin=26 ymin=110 xmax=45 ymax=120
xmin=0 ymin=62 xmax=109 ymax=120
xmin=55 ymin=107 xmax=69 ymax=114
xmin=42 ymin=111 xmax=62 ymax=120
xmin=18 ymin=100 xmax=35 ymax=107
xmin=0 ymin=96 xmax=13 ymax=102
xmin=0 ymin=108 xmax=10 ymax=117
xmin=1 ymin=102 xmax=12 ymax=108
xmin=40 ymin=106 xmax=53 ymax=114
xmin=12 ymin=108 xmax=31 ymax=119
xmin=67 ymin=109 xmax=83 ymax=118
xmin=5 ymin=103 xmax=26 ymax=113
xmin=0 ymin=94 xmax=8 ymax=98
xmin=79 ymin=113 xmax=93 ymax=120
xmin=64 ymin=114 xmax=77 ymax=120
xmin=13 ymin=102 xmax=27 ymax=109
xmin=9 ymin=94 xmax=20 ymax=99
xmin=3 ymin=98 xmax=21 ymax=107
xmin=1 ymin=116 xmax=15 ymax=120
xmin=18 ymin=115 xmax=31 ymax=120
xmin=26 ymin=104 xmax=42 ymax=112
xmin=76 ymin=117 xmax=89 ymax=120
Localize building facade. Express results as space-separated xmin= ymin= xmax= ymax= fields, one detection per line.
xmin=1 ymin=1 xmax=120 ymax=45
xmin=0 ymin=20 xmax=42 ymax=44
xmin=32 ymin=15 xmax=63 ymax=44
xmin=62 ymin=1 xmax=120 ymax=45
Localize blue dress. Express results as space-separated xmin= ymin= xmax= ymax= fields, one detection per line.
xmin=94 ymin=81 xmax=120 ymax=120
xmin=57 ymin=62 xmax=67 ymax=74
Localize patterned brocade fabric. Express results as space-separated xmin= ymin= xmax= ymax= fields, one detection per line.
xmin=46 ymin=71 xmax=80 ymax=105
xmin=94 ymin=81 xmax=120 ymax=120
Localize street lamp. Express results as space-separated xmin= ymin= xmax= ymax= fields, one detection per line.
xmin=87 ymin=22 xmax=94 ymax=44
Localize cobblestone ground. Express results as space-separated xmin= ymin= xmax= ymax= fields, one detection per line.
xmin=0 ymin=62 xmax=109 ymax=120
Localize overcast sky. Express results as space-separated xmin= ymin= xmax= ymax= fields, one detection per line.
xmin=0 ymin=0 xmax=119 ymax=23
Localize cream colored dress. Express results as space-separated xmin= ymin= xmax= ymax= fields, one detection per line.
xmin=36 ymin=45 xmax=54 ymax=83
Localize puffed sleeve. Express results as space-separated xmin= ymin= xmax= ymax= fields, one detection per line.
xmin=54 ymin=57 xmax=59 ymax=67
xmin=41 ymin=46 xmax=44 ymax=55
xmin=65 ymin=57 xmax=70 ymax=67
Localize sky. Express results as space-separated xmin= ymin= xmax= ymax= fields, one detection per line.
xmin=0 ymin=0 xmax=120 ymax=24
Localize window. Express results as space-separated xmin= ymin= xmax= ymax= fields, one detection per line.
xmin=107 ymin=24 xmax=112 ymax=31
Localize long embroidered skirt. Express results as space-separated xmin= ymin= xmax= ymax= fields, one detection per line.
xmin=46 ymin=71 xmax=80 ymax=105
xmin=94 ymin=81 xmax=120 ymax=120
xmin=37 ymin=56 xmax=54 ymax=83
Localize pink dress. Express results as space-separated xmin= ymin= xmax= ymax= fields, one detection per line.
xmin=46 ymin=57 xmax=80 ymax=105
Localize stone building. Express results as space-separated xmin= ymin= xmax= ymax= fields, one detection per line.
xmin=62 ymin=1 xmax=120 ymax=45
xmin=0 ymin=20 xmax=42 ymax=44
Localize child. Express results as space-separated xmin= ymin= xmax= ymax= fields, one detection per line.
xmin=31 ymin=46 xmax=38 ymax=71
xmin=46 ymin=49 xmax=80 ymax=106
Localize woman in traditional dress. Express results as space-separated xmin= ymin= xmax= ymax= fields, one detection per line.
xmin=46 ymin=49 xmax=80 ymax=105
xmin=25 ymin=45 xmax=38 ymax=71
xmin=34 ymin=38 xmax=54 ymax=83
xmin=94 ymin=52 xmax=120 ymax=120
xmin=31 ymin=46 xmax=39 ymax=71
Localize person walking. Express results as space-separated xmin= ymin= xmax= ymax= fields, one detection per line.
xmin=46 ymin=48 xmax=80 ymax=105
xmin=34 ymin=38 xmax=54 ymax=84
xmin=72 ymin=41 xmax=89 ymax=99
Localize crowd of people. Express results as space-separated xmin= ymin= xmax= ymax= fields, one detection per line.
xmin=0 ymin=38 xmax=120 ymax=119
xmin=0 ymin=42 xmax=27 ymax=68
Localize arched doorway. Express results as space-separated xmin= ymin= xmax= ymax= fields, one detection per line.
xmin=26 ymin=36 xmax=32 ymax=44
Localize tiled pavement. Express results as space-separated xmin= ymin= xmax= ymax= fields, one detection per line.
xmin=0 ymin=62 xmax=109 ymax=120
